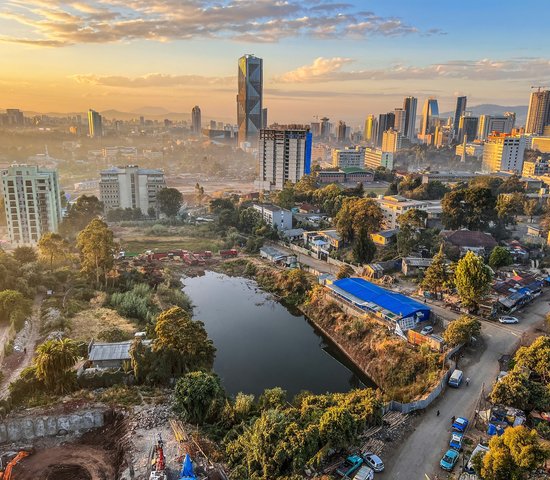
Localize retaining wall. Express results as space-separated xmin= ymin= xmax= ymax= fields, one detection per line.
xmin=0 ymin=409 xmax=105 ymax=444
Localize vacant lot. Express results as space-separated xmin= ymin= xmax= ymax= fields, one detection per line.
xmin=69 ymin=306 xmax=137 ymax=342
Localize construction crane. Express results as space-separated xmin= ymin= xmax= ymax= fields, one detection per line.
xmin=0 ymin=451 xmax=30 ymax=480
xmin=531 ymin=86 xmax=548 ymax=92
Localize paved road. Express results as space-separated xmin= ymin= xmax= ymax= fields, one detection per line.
xmin=385 ymin=291 xmax=549 ymax=480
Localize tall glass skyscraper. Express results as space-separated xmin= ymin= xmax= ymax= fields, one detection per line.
xmin=526 ymin=89 xmax=550 ymax=135
xmin=191 ymin=105 xmax=201 ymax=136
xmin=237 ymin=54 xmax=263 ymax=146
xmin=402 ymin=96 xmax=417 ymax=141
xmin=453 ymin=96 xmax=467 ymax=138
xmin=420 ymin=98 xmax=439 ymax=137
xmin=87 ymin=109 xmax=103 ymax=138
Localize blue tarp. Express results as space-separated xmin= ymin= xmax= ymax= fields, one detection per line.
xmin=330 ymin=278 xmax=431 ymax=320
xmin=179 ymin=454 xmax=196 ymax=480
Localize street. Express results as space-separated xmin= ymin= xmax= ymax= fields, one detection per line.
xmin=385 ymin=292 xmax=549 ymax=479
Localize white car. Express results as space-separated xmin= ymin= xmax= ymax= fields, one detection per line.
xmin=354 ymin=465 xmax=374 ymax=480
xmin=498 ymin=316 xmax=519 ymax=324
xmin=420 ymin=325 xmax=434 ymax=336
xmin=363 ymin=453 xmax=384 ymax=472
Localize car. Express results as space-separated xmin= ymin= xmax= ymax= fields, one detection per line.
xmin=498 ymin=316 xmax=519 ymax=324
xmin=362 ymin=453 xmax=384 ymax=472
xmin=450 ymin=432 xmax=464 ymax=450
xmin=452 ymin=416 xmax=469 ymax=432
xmin=420 ymin=325 xmax=434 ymax=336
xmin=440 ymin=448 xmax=460 ymax=471
xmin=353 ymin=465 xmax=374 ymax=480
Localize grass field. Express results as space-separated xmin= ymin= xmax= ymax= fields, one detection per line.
xmin=119 ymin=235 xmax=224 ymax=254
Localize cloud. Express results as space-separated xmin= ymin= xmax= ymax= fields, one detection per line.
xmin=0 ymin=0 xmax=441 ymax=47
xmin=71 ymin=73 xmax=235 ymax=87
xmin=275 ymin=56 xmax=550 ymax=83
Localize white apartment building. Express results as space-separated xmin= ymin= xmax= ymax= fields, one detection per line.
xmin=364 ymin=148 xmax=394 ymax=170
xmin=331 ymin=146 xmax=365 ymax=168
xmin=1 ymin=165 xmax=62 ymax=245
xmin=482 ymin=134 xmax=526 ymax=173
xmin=375 ymin=195 xmax=441 ymax=229
xmin=99 ymin=165 xmax=166 ymax=215
xmin=252 ymin=204 xmax=293 ymax=231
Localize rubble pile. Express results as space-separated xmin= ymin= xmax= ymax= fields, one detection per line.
xmin=128 ymin=404 xmax=172 ymax=432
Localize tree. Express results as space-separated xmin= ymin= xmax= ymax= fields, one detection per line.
xmin=498 ymin=175 xmax=525 ymax=194
xmin=455 ymin=251 xmax=493 ymax=309
xmin=157 ymin=187 xmax=183 ymax=217
xmin=443 ymin=315 xmax=481 ymax=346
xmin=352 ymin=229 xmax=376 ymax=264
xmin=38 ymin=232 xmax=69 ymax=271
xmin=396 ymin=208 xmax=428 ymax=229
xmin=335 ymin=198 xmax=383 ymax=244
xmin=421 ymin=245 xmax=450 ymax=296
xmin=336 ymin=264 xmax=354 ymax=280
xmin=489 ymin=246 xmax=513 ymax=270
xmin=12 ymin=246 xmax=37 ymax=264
xmin=76 ymin=218 xmax=116 ymax=287
xmin=523 ymin=199 xmax=539 ymax=223
xmin=153 ymin=306 xmax=216 ymax=379
xmin=496 ymin=193 xmax=525 ymax=226
xmin=274 ymin=182 xmax=296 ymax=210
xmin=59 ymin=195 xmax=103 ymax=237
xmin=490 ymin=369 xmax=533 ymax=410
xmin=0 ymin=289 xmax=32 ymax=327
xmin=34 ymin=339 xmax=79 ymax=394
xmin=238 ymin=207 xmax=263 ymax=234
xmin=173 ymin=371 xmax=225 ymax=424
xmin=442 ymin=186 xmax=496 ymax=230
xmin=514 ymin=336 xmax=550 ymax=383
xmin=481 ymin=426 xmax=549 ymax=480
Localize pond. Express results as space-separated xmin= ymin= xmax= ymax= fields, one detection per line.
xmin=182 ymin=271 xmax=375 ymax=398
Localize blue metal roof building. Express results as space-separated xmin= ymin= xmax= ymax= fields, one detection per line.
xmin=328 ymin=277 xmax=431 ymax=330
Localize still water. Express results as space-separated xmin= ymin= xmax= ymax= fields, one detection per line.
xmin=182 ymin=271 xmax=374 ymax=398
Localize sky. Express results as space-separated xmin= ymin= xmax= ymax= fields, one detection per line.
xmin=0 ymin=0 xmax=549 ymax=125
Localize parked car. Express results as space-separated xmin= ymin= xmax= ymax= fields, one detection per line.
xmin=498 ymin=316 xmax=519 ymax=324
xmin=420 ymin=325 xmax=434 ymax=336
xmin=353 ymin=465 xmax=374 ymax=480
xmin=448 ymin=369 xmax=463 ymax=388
xmin=336 ymin=455 xmax=363 ymax=478
xmin=452 ymin=417 xmax=469 ymax=432
xmin=450 ymin=432 xmax=464 ymax=450
xmin=440 ymin=449 xmax=460 ymax=471
xmin=362 ymin=453 xmax=384 ymax=472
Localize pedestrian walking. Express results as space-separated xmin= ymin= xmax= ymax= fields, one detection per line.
xmin=452 ymin=415 xmax=456 ymax=423
xmin=437 ymin=410 xmax=440 ymax=416
xmin=466 ymin=377 xmax=470 ymax=386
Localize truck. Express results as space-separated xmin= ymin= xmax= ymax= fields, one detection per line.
xmin=335 ymin=455 xmax=363 ymax=478
xmin=220 ymin=249 xmax=238 ymax=258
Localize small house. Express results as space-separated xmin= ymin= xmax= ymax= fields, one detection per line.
xmin=402 ymin=257 xmax=433 ymax=277
xmin=88 ymin=339 xmax=152 ymax=369
xmin=371 ymin=229 xmax=399 ymax=247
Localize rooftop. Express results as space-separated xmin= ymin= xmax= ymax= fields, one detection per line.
xmin=89 ymin=340 xmax=152 ymax=362
xmin=340 ymin=166 xmax=373 ymax=174
xmin=440 ymin=230 xmax=497 ymax=248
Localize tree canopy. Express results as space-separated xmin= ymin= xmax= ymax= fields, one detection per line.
xmin=488 ymin=246 xmax=513 ymax=270
xmin=443 ymin=315 xmax=481 ymax=347
xmin=442 ymin=186 xmax=496 ymax=230
xmin=174 ymin=371 xmax=225 ymax=424
xmin=38 ymin=232 xmax=70 ymax=271
xmin=59 ymin=195 xmax=103 ymax=237
xmin=34 ymin=338 xmax=80 ymax=394
xmin=76 ymin=218 xmax=116 ymax=287
xmin=455 ymin=251 xmax=493 ymax=309
xmin=157 ymin=187 xmax=183 ymax=217
xmin=421 ymin=245 xmax=450 ymax=295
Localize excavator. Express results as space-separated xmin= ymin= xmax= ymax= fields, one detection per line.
xmin=0 ymin=451 xmax=30 ymax=480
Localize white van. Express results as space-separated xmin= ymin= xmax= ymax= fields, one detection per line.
xmin=448 ymin=369 xmax=463 ymax=388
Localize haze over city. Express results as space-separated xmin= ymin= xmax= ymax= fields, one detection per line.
xmin=1 ymin=0 xmax=549 ymax=122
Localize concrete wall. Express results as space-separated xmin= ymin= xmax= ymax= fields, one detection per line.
xmin=0 ymin=409 xmax=105 ymax=444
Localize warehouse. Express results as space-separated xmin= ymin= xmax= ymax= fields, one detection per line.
xmin=328 ymin=277 xmax=431 ymax=330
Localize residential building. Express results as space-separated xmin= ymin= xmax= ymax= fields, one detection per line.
xmin=5 ymin=109 xmax=24 ymax=126
xmin=477 ymin=114 xmax=515 ymax=141
xmin=88 ymin=339 xmax=152 ymax=369
xmin=252 ymin=204 xmax=292 ymax=231
xmin=522 ymin=157 xmax=549 ymax=176
xmin=453 ymin=96 xmax=467 ymax=139
xmin=403 ymin=96 xmax=417 ymax=141
xmin=530 ymin=136 xmax=550 ymax=153
xmin=482 ymin=134 xmax=526 ymax=173
xmin=526 ymin=89 xmax=550 ymax=135
xmin=420 ymin=97 xmax=439 ymax=137
xmin=303 ymin=229 xmax=342 ymax=256
xmin=421 ymin=171 xmax=476 ymax=184
xmin=394 ymin=108 xmax=406 ymax=135
xmin=402 ymin=257 xmax=433 ymax=277
xmin=87 ymin=109 xmax=103 ymax=138
xmin=191 ymin=105 xmax=201 ymax=135
xmin=336 ymin=121 xmax=347 ymax=143
xmin=455 ymin=143 xmax=484 ymax=159
xmin=365 ymin=148 xmax=394 ymax=170
xmin=440 ymin=230 xmax=497 ymax=257
xmin=237 ymin=54 xmax=263 ymax=145
xmin=332 ymin=146 xmax=365 ymax=168
xmin=99 ymin=165 xmax=166 ymax=215
xmin=1 ymin=165 xmax=62 ymax=245
xmin=382 ymin=129 xmax=401 ymax=153
xmin=375 ymin=195 xmax=436 ymax=229
xmin=458 ymin=115 xmax=479 ymax=143
xmin=377 ymin=112 xmax=395 ymax=147
xmin=371 ymin=229 xmax=399 ymax=246
xmin=257 ymin=125 xmax=312 ymax=190
xmin=317 ymin=168 xmax=373 ymax=185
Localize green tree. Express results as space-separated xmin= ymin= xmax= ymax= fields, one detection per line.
xmin=489 ymin=246 xmax=513 ymax=270
xmin=157 ymin=187 xmax=183 ymax=217
xmin=258 ymin=387 xmax=287 ymax=411
xmin=76 ymin=218 xmax=116 ymax=287
xmin=443 ymin=315 xmax=481 ymax=347
xmin=496 ymin=193 xmax=525 ymax=226
xmin=38 ymin=232 xmax=70 ymax=271
xmin=238 ymin=207 xmax=263 ymax=234
xmin=455 ymin=251 xmax=493 ymax=309
xmin=523 ymin=199 xmax=539 ymax=223
xmin=490 ymin=369 xmax=533 ymax=410
xmin=153 ymin=307 xmax=216 ymax=379
xmin=442 ymin=186 xmax=496 ymax=230
xmin=481 ymin=426 xmax=549 ymax=480
xmin=173 ymin=371 xmax=225 ymax=424
xmin=498 ymin=175 xmax=525 ymax=194
xmin=12 ymin=246 xmax=37 ymax=264
xmin=59 ymin=194 xmax=103 ymax=237
xmin=34 ymin=339 xmax=79 ymax=394
xmin=335 ymin=197 xmax=383 ymax=244
xmin=0 ymin=289 xmax=32 ymax=326
xmin=274 ymin=182 xmax=296 ymax=210
xmin=352 ymin=229 xmax=377 ymax=264
xmin=514 ymin=336 xmax=550 ymax=383
xmin=421 ymin=245 xmax=450 ymax=296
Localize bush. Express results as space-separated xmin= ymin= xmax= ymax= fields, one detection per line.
xmin=156 ymin=284 xmax=193 ymax=312
xmin=97 ymin=327 xmax=133 ymax=343
xmin=98 ymin=385 xmax=142 ymax=406
xmin=110 ymin=283 xmax=157 ymax=323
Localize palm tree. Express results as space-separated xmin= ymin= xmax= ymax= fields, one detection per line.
xmin=34 ymin=339 xmax=79 ymax=393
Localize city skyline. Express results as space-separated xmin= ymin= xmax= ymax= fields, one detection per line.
xmin=0 ymin=1 xmax=549 ymax=124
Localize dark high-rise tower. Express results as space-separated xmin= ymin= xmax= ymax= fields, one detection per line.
xmin=402 ymin=96 xmax=417 ymax=141
xmin=237 ymin=54 xmax=263 ymax=145
xmin=526 ymin=88 xmax=550 ymax=135
xmin=453 ymin=96 xmax=467 ymax=138
xmin=377 ymin=112 xmax=395 ymax=147
xmin=420 ymin=98 xmax=439 ymax=137
xmin=191 ymin=105 xmax=201 ymax=136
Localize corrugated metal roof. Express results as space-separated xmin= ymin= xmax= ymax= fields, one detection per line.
xmin=89 ymin=340 xmax=151 ymax=362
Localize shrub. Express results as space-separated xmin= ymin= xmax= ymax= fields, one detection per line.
xmin=97 ymin=327 xmax=133 ymax=343
xmin=98 ymin=385 xmax=142 ymax=406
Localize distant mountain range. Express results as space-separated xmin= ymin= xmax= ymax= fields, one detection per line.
xmin=440 ymin=104 xmax=528 ymax=126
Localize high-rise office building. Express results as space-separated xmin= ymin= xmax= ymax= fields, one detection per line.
xmin=262 ymin=108 xmax=268 ymax=129
xmin=402 ymin=96 xmax=417 ymax=141
xmin=87 ymin=109 xmax=103 ymax=138
xmin=377 ymin=113 xmax=395 ymax=147
xmin=453 ymin=96 xmax=467 ymax=138
xmin=526 ymin=89 xmax=550 ymax=135
xmin=364 ymin=148 xmax=394 ymax=170
xmin=99 ymin=165 xmax=167 ymax=215
xmin=5 ymin=109 xmax=24 ymax=126
xmin=394 ymin=108 xmax=406 ymax=135
xmin=420 ymin=98 xmax=439 ymax=137
xmin=364 ymin=115 xmax=377 ymax=145
xmin=458 ymin=115 xmax=479 ymax=143
xmin=482 ymin=134 xmax=526 ymax=173
xmin=320 ymin=117 xmax=330 ymax=139
xmin=332 ymin=146 xmax=365 ymax=169
xmin=1 ymin=165 xmax=62 ymax=245
xmin=382 ymin=129 xmax=402 ymax=153
xmin=191 ymin=106 xmax=201 ymax=135
xmin=336 ymin=121 xmax=347 ymax=143
xmin=477 ymin=114 xmax=515 ymax=141
xmin=237 ymin=54 xmax=263 ymax=145
xmin=257 ymin=126 xmax=312 ymax=191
